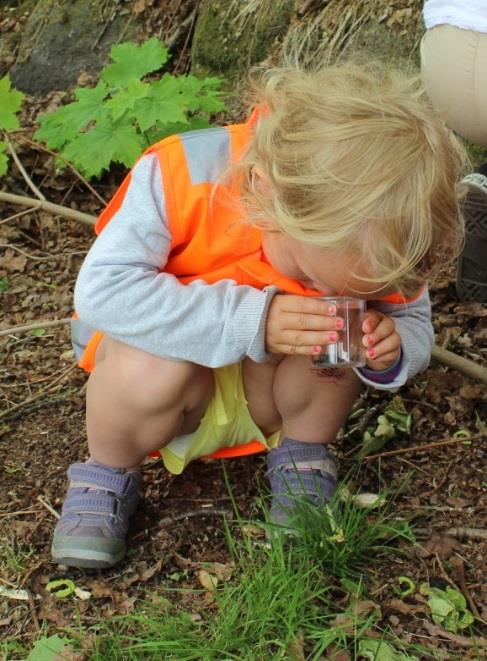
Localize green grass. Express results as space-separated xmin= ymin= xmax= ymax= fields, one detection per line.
xmin=24 ymin=481 xmax=428 ymax=661
xmin=0 ymin=526 xmax=35 ymax=575
xmin=261 ymin=485 xmax=415 ymax=580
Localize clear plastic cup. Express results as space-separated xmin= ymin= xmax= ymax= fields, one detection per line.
xmin=312 ymin=297 xmax=366 ymax=368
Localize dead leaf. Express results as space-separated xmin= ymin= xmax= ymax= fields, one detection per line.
xmin=204 ymin=562 xmax=233 ymax=582
xmin=3 ymin=249 xmax=27 ymax=272
xmin=286 ymin=632 xmax=305 ymax=661
xmin=140 ymin=559 xmax=163 ymax=582
xmin=52 ymin=647 xmax=85 ymax=661
xmin=197 ymin=569 xmax=218 ymax=591
xmin=241 ymin=523 xmax=265 ymax=538
xmin=324 ymin=645 xmax=351 ymax=661
xmin=86 ymin=582 xmax=112 ymax=599
xmin=386 ymin=598 xmax=426 ymax=616
xmin=133 ymin=0 xmax=150 ymax=14
xmin=422 ymin=534 xmax=463 ymax=560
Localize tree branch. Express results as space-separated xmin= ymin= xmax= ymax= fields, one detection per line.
xmin=0 ymin=190 xmax=95 ymax=225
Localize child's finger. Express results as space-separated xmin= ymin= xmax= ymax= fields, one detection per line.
xmin=366 ymin=350 xmax=400 ymax=369
xmin=281 ymin=311 xmax=342 ymax=332
xmin=362 ymin=310 xmax=382 ymax=334
xmin=277 ymin=329 xmax=342 ymax=354
xmin=362 ymin=316 xmax=395 ymax=348
xmin=365 ymin=334 xmax=401 ymax=360
xmin=280 ymin=295 xmax=338 ymax=317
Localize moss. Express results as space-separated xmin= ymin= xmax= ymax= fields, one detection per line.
xmin=191 ymin=0 xmax=296 ymax=80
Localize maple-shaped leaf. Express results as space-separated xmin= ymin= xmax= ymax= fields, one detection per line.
xmin=35 ymin=82 xmax=108 ymax=149
xmin=0 ymin=75 xmax=24 ymax=131
xmin=0 ymin=140 xmax=8 ymax=176
xmin=62 ymin=119 xmax=145 ymax=178
xmin=105 ymin=79 xmax=149 ymax=121
xmin=134 ymin=75 xmax=188 ymax=132
xmin=179 ymin=74 xmax=226 ymax=113
xmin=102 ymin=38 xmax=169 ymax=88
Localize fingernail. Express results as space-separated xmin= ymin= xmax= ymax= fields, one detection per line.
xmin=312 ymin=345 xmax=321 ymax=354
xmin=328 ymin=332 xmax=338 ymax=342
xmin=366 ymin=335 xmax=373 ymax=346
xmin=328 ymin=304 xmax=336 ymax=314
xmin=367 ymin=348 xmax=376 ymax=358
xmin=335 ymin=318 xmax=343 ymax=330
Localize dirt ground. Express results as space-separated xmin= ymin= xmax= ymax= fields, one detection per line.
xmin=1 ymin=1 xmax=486 ymax=658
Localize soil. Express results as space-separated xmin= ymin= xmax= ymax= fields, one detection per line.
xmin=0 ymin=1 xmax=486 ymax=659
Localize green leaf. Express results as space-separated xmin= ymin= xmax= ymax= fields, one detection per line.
xmin=105 ymin=79 xmax=149 ymax=122
xmin=420 ymin=583 xmax=474 ymax=632
xmin=0 ymin=275 xmax=9 ymax=292
xmin=0 ymin=75 xmax=24 ymax=131
xmin=62 ymin=119 xmax=145 ymax=178
xmin=35 ymin=82 xmax=108 ymax=149
xmin=394 ymin=576 xmax=416 ymax=597
xmin=358 ymin=639 xmax=418 ymax=661
xmin=135 ymin=75 xmax=189 ymax=131
xmin=384 ymin=396 xmax=411 ymax=433
xmin=102 ymin=38 xmax=169 ymax=87
xmin=178 ymin=74 xmax=226 ymax=113
xmin=0 ymin=140 xmax=8 ymax=176
xmin=28 ymin=328 xmax=46 ymax=337
xmin=46 ymin=578 xmax=76 ymax=598
xmin=27 ymin=635 xmax=70 ymax=661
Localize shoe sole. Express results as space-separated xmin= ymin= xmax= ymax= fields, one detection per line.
xmin=52 ymin=538 xmax=126 ymax=569
xmin=457 ymin=186 xmax=487 ymax=302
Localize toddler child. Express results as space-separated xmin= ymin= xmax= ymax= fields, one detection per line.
xmin=52 ymin=62 xmax=466 ymax=568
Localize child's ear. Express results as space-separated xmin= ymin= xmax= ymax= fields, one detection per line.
xmin=252 ymin=166 xmax=273 ymax=196
xmin=254 ymin=217 xmax=281 ymax=232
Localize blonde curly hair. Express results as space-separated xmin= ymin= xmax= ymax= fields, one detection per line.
xmin=236 ymin=62 xmax=469 ymax=295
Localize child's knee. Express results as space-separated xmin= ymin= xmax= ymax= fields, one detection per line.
xmin=93 ymin=338 xmax=211 ymax=409
xmin=273 ymin=355 xmax=359 ymax=418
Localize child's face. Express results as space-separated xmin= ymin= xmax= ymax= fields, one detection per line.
xmin=262 ymin=229 xmax=393 ymax=299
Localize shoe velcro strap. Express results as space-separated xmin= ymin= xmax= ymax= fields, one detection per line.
xmin=274 ymin=458 xmax=337 ymax=479
xmin=62 ymin=492 xmax=120 ymax=516
xmin=267 ymin=444 xmax=336 ymax=473
xmin=67 ymin=463 xmax=132 ymax=495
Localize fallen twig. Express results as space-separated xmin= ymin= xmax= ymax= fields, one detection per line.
xmin=363 ymin=434 xmax=484 ymax=461
xmin=423 ymin=622 xmax=487 ymax=649
xmin=2 ymin=132 xmax=45 ymax=201
xmin=0 ymin=190 xmax=96 ymax=225
xmin=20 ymin=137 xmax=106 ymax=205
xmin=445 ymin=527 xmax=487 ymax=542
xmin=159 ymin=508 xmax=231 ymax=527
xmin=451 ymin=555 xmax=481 ymax=620
xmin=0 ymin=318 xmax=71 ymax=338
xmin=0 ymin=363 xmax=77 ymax=421
xmin=37 ymin=495 xmax=60 ymax=520
xmin=431 ymin=344 xmax=487 ymax=385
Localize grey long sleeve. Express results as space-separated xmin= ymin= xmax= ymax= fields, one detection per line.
xmin=74 ymin=153 xmax=278 ymax=367
xmin=75 ymin=153 xmax=434 ymax=387
xmin=354 ymin=287 xmax=434 ymax=391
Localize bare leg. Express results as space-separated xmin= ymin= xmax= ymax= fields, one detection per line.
xmin=86 ymin=337 xmax=215 ymax=468
xmin=273 ymin=356 xmax=361 ymax=442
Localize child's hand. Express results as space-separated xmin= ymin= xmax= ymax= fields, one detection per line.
xmin=266 ymin=294 xmax=340 ymax=356
xmin=362 ymin=310 xmax=401 ymax=371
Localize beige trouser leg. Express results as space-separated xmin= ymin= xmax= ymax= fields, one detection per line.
xmin=421 ymin=24 xmax=487 ymax=147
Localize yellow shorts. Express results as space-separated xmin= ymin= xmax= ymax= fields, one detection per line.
xmin=160 ymin=363 xmax=281 ymax=475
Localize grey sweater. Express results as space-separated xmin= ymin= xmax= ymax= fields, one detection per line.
xmin=74 ymin=153 xmax=434 ymax=391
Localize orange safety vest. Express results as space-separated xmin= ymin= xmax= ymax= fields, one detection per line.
xmin=81 ymin=110 xmax=417 ymax=460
